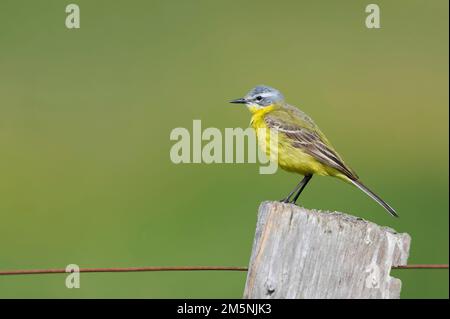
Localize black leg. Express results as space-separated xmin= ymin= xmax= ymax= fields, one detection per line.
xmin=290 ymin=174 xmax=313 ymax=204
xmin=280 ymin=175 xmax=311 ymax=203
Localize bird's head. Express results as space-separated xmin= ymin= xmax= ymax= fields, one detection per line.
xmin=230 ymin=85 xmax=285 ymax=113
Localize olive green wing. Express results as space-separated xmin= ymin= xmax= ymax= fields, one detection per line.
xmin=265 ymin=109 xmax=358 ymax=180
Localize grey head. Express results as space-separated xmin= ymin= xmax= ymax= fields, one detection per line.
xmin=230 ymin=85 xmax=285 ymax=108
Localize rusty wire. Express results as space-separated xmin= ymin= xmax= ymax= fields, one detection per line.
xmin=0 ymin=264 xmax=447 ymax=276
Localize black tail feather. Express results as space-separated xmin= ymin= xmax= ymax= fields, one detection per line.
xmin=349 ymin=179 xmax=398 ymax=217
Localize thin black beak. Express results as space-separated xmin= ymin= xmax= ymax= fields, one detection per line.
xmin=229 ymin=98 xmax=247 ymax=104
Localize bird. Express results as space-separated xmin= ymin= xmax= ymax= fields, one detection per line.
xmin=230 ymin=85 xmax=398 ymax=217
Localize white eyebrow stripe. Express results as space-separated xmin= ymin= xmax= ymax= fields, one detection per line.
xmin=256 ymin=92 xmax=275 ymax=98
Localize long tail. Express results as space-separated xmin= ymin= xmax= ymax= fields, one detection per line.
xmin=349 ymin=179 xmax=398 ymax=217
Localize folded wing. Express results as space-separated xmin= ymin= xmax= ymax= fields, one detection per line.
xmin=265 ymin=112 xmax=358 ymax=180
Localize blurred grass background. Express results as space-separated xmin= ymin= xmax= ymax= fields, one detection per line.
xmin=0 ymin=0 xmax=448 ymax=298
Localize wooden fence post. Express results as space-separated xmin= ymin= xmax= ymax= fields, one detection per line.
xmin=244 ymin=201 xmax=411 ymax=299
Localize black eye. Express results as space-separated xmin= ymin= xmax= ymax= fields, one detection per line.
xmin=255 ymin=96 xmax=262 ymax=101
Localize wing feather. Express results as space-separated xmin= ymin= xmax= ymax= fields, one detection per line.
xmin=265 ymin=114 xmax=358 ymax=179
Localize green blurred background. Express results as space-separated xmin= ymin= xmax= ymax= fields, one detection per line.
xmin=0 ymin=0 xmax=448 ymax=298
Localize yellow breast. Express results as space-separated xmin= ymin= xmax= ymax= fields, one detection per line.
xmin=250 ymin=106 xmax=331 ymax=176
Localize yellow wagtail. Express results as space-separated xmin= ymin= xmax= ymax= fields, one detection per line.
xmin=230 ymin=85 xmax=397 ymax=217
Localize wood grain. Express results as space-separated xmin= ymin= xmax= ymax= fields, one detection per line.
xmin=244 ymin=201 xmax=411 ymax=299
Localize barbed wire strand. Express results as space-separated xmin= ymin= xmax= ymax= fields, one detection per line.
xmin=0 ymin=264 xmax=447 ymax=276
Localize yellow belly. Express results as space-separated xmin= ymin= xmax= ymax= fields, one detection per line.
xmin=251 ymin=112 xmax=334 ymax=177
xmin=275 ymin=137 xmax=327 ymax=175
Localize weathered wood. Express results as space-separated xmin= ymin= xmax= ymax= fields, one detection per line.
xmin=244 ymin=201 xmax=411 ymax=299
